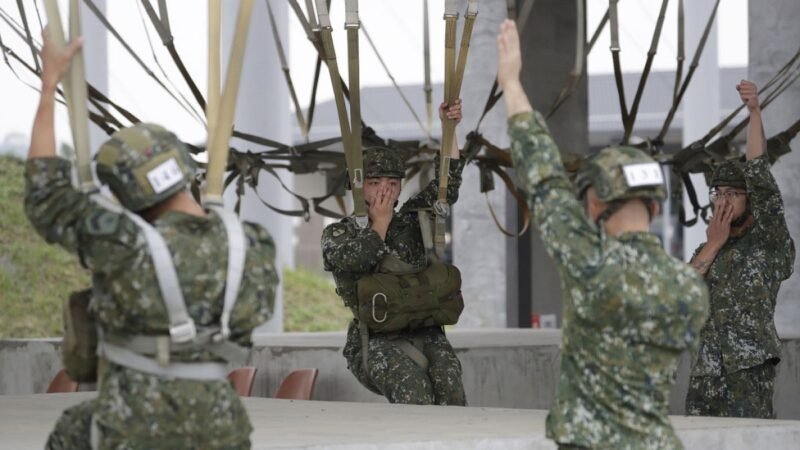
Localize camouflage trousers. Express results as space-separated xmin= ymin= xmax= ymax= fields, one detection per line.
xmin=685 ymin=361 xmax=777 ymax=418
xmin=45 ymin=398 xmax=251 ymax=449
xmin=344 ymin=321 xmax=467 ymax=405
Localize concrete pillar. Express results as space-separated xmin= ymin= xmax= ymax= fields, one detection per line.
xmin=749 ymin=0 xmax=800 ymax=339
xmin=452 ymin=0 xmax=508 ymax=328
xmin=516 ymin=0 xmax=589 ymax=327
xmin=222 ymin=1 xmax=294 ymax=332
xmin=681 ymin=0 xmax=719 ymax=263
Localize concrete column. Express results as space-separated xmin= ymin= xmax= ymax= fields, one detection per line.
xmin=222 ymin=1 xmax=294 ymax=332
xmin=681 ymin=0 xmax=719 ymax=263
xmin=516 ymin=0 xmax=589 ymax=327
xmin=749 ymin=0 xmax=800 ymax=339
xmin=452 ymin=0 xmax=508 ymax=328
xmin=81 ymin=0 xmax=108 ymax=153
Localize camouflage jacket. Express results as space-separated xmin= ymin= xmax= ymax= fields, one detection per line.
xmin=25 ymin=157 xmax=277 ymax=442
xmin=321 ymin=158 xmax=466 ymax=314
xmin=690 ymin=155 xmax=795 ymax=377
xmin=508 ymin=112 xmax=709 ymax=449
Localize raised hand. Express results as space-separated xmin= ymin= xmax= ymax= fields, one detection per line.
xmin=439 ymin=99 xmax=462 ymax=125
xmin=39 ymin=26 xmax=84 ymax=91
xmin=736 ymin=80 xmax=760 ymax=112
xmin=496 ymin=19 xmax=522 ymax=92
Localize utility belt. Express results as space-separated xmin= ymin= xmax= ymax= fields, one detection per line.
xmin=62 ymin=196 xmax=247 ymax=382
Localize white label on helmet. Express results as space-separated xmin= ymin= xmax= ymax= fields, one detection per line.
xmin=146 ymin=158 xmax=183 ymax=194
xmin=622 ymin=162 xmax=664 ymax=187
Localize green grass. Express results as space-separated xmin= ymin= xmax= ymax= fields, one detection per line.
xmin=0 ymin=156 xmax=90 ymax=338
xmin=0 ymin=155 xmax=348 ymax=337
xmin=283 ymin=267 xmax=351 ymax=332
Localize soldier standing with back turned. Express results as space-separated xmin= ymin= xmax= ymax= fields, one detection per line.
xmin=27 ymin=29 xmax=277 ymax=448
xmin=685 ymin=80 xmax=795 ymax=418
xmin=497 ymin=20 xmax=709 ymax=449
xmin=322 ymin=100 xmax=467 ymax=405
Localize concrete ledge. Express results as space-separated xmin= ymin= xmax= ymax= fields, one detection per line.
xmin=3 ymin=330 xmax=799 ymax=419
xmin=2 ymin=393 xmax=799 ymax=450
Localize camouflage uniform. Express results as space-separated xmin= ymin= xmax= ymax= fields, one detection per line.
xmin=321 ymin=150 xmax=467 ymax=405
xmin=686 ymin=156 xmax=795 ymax=418
xmin=25 ymin=153 xmax=277 ymax=446
xmin=508 ymin=111 xmax=709 ymax=449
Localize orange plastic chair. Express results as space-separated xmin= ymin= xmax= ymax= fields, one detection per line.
xmin=274 ymin=368 xmax=319 ymax=400
xmin=227 ymin=367 xmax=257 ymax=397
xmin=46 ymin=369 xmax=79 ymax=393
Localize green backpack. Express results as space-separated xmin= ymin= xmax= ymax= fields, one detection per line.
xmin=356 ymin=257 xmax=464 ymax=333
xmin=62 ymin=288 xmax=98 ymax=382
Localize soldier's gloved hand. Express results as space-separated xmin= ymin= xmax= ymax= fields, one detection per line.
xmin=736 ymin=80 xmax=760 ymax=112
xmin=439 ymin=99 xmax=462 ymax=125
xmin=707 ymin=200 xmax=733 ymax=249
xmin=40 ymin=26 xmax=84 ymax=91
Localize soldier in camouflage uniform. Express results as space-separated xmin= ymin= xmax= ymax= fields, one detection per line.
xmin=685 ymin=80 xmax=795 ymax=418
xmin=26 ymin=29 xmax=277 ymax=448
xmin=321 ymin=101 xmax=467 ymax=405
xmin=497 ymin=21 xmax=709 ymax=449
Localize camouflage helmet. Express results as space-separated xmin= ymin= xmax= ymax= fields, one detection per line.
xmin=363 ymin=147 xmax=405 ymax=179
xmin=95 ymin=123 xmax=196 ymax=211
xmin=710 ymin=158 xmax=746 ymax=189
xmin=575 ymin=146 xmax=666 ymax=203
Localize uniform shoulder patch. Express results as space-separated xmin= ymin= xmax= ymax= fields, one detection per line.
xmin=84 ymin=210 xmax=120 ymax=236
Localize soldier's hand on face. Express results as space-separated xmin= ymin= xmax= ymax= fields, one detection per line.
xmin=367 ymin=186 xmax=395 ymax=226
xmin=439 ymin=99 xmax=462 ymax=125
xmin=496 ymin=19 xmax=522 ymax=92
xmin=736 ymin=80 xmax=760 ymax=112
xmin=39 ymin=27 xmax=84 ymax=91
xmin=707 ymin=200 xmax=734 ymax=248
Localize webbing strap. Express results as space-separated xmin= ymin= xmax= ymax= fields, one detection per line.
xmin=656 ymin=0 xmax=721 ymax=143
xmin=435 ymin=0 xmax=478 ymax=258
xmin=346 ymin=0 xmax=366 ymax=226
xmin=623 ymin=0 xmax=668 ymax=144
xmin=315 ymin=0 xmax=367 ymax=227
xmin=44 ymin=0 xmax=92 ymax=191
xmin=673 ymin=0 xmax=685 ymax=103
xmin=15 ymin=0 xmax=39 ymax=73
xmin=608 ymin=0 xmax=629 ymax=131
xmin=99 ymin=341 xmax=229 ymax=380
xmin=396 ymin=338 xmax=429 ymax=370
xmin=266 ymin=0 xmax=308 ymax=140
xmin=208 ymin=206 xmax=247 ymax=338
xmin=205 ymin=0 xmax=255 ymax=205
xmin=423 ymin=0 xmax=433 ymax=141
xmin=417 ymin=210 xmax=434 ymax=254
xmin=118 ymin=204 xmax=197 ymax=344
xmin=108 ymin=331 xmax=249 ymax=366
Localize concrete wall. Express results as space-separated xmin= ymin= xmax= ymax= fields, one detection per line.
xmin=3 ymin=330 xmax=799 ymax=419
xmin=749 ymin=0 xmax=800 ymax=340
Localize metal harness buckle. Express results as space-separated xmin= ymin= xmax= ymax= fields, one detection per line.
xmin=433 ymin=201 xmax=450 ymax=218
xmin=372 ymin=293 xmax=388 ymax=323
xmin=169 ymin=320 xmax=197 ymax=344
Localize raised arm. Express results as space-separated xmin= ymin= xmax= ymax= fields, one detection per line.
xmin=400 ymin=100 xmax=466 ymax=212
xmin=737 ymin=80 xmax=766 ymax=161
xmin=497 ymin=20 xmax=601 ymax=280
xmin=29 ymin=28 xmax=83 ymax=161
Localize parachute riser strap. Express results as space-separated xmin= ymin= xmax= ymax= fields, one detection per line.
xmin=436 ymin=0 xmax=478 ymax=257
xmin=205 ymin=0 xmax=255 ymax=206
xmin=346 ymin=0 xmax=367 ymax=226
xmin=44 ymin=0 xmax=93 ymax=191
